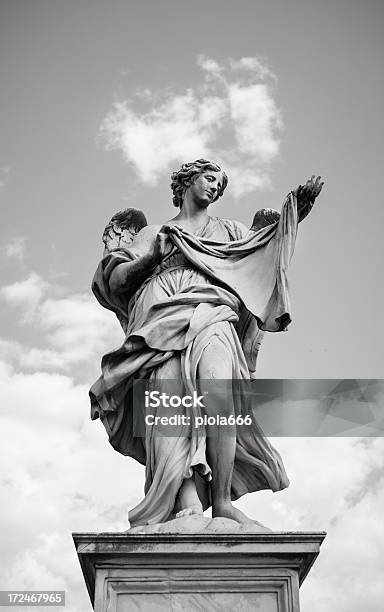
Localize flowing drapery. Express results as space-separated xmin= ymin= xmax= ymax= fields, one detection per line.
xmin=90 ymin=194 xmax=297 ymax=526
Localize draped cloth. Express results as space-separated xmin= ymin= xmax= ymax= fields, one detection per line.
xmin=90 ymin=193 xmax=298 ymax=527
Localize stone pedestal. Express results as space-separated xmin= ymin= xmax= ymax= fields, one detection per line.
xmin=73 ymin=531 xmax=325 ymax=612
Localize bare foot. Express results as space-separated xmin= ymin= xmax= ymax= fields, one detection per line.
xmin=213 ymin=501 xmax=263 ymax=526
xmin=176 ymin=504 xmax=203 ymax=518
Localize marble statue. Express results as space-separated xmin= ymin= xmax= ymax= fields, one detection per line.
xmin=90 ymin=159 xmax=323 ymax=529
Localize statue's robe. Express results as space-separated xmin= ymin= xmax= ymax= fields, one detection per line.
xmin=90 ymin=193 xmax=298 ymax=527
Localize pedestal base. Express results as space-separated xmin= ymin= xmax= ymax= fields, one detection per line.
xmin=73 ymin=531 xmax=325 ymax=612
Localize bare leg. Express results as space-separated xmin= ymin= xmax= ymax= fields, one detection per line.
xmin=198 ymin=337 xmax=254 ymax=524
xmin=175 ymin=477 xmax=203 ymax=518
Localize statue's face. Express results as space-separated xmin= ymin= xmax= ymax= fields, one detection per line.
xmin=187 ymin=170 xmax=224 ymax=208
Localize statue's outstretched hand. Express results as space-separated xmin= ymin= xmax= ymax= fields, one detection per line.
xmin=295 ymin=175 xmax=324 ymax=202
xmin=293 ymin=175 xmax=324 ymax=221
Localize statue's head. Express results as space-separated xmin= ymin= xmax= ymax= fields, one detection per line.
xmin=170 ymin=159 xmax=228 ymax=208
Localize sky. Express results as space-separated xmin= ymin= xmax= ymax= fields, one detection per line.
xmin=0 ymin=0 xmax=383 ymax=610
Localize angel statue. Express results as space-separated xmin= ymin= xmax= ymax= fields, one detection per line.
xmin=90 ymin=159 xmax=323 ymax=529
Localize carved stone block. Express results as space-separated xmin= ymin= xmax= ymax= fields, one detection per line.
xmin=73 ymin=531 xmax=325 ymax=612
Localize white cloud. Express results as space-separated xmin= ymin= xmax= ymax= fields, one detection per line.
xmin=0 ymin=273 xmax=48 ymax=320
xmin=228 ymin=83 xmax=281 ymax=160
xmin=228 ymin=56 xmax=277 ymax=82
xmin=0 ymin=358 xmax=144 ymax=611
xmin=101 ymin=92 xmax=226 ymax=186
xmin=38 ymin=294 xmax=122 ymax=362
xmin=0 ymin=275 xmax=123 ymax=376
xmin=196 ymin=56 xmax=223 ymax=76
xmin=100 ymin=56 xmax=282 ymax=196
xmin=237 ymin=436 xmax=384 ymax=612
xmin=1 ymin=366 xmax=382 ymax=612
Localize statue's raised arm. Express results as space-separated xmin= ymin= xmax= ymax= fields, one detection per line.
xmin=251 ymin=175 xmax=324 ymax=231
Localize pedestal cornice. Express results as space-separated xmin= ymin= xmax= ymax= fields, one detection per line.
xmin=73 ymin=531 xmax=325 ymax=610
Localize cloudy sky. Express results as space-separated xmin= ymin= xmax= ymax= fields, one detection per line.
xmin=0 ymin=0 xmax=383 ymax=610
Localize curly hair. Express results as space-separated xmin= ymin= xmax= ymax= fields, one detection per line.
xmin=170 ymin=159 xmax=228 ymax=208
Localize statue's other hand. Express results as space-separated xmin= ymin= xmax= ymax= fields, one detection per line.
xmin=152 ymin=231 xmax=173 ymax=263
xmin=160 ymin=223 xmax=184 ymax=234
xmin=293 ymin=175 xmax=324 ymax=221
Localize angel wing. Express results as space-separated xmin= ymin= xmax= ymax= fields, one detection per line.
xmin=100 ymin=208 xmax=148 ymax=331
xmin=102 ymin=208 xmax=148 ymax=256
xmin=250 ymin=207 xmax=280 ymax=232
